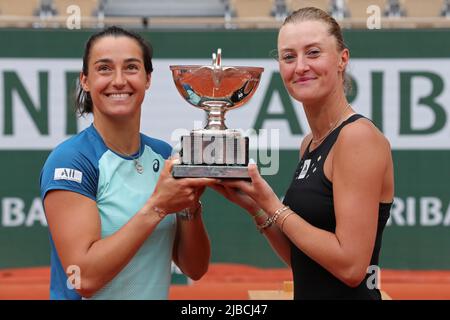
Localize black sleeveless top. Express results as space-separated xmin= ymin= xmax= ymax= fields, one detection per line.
xmin=283 ymin=114 xmax=391 ymax=300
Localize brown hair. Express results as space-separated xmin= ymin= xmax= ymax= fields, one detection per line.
xmin=281 ymin=7 xmax=351 ymax=93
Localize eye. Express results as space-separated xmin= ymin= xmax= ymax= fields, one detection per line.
xmin=280 ymin=53 xmax=296 ymax=64
xmin=125 ymin=63 xmax=140 ymax=74
xmin=126 ymin=64 xmax=139 ymax=70
xmin=307 ymin=49 xmax=320 ymax=57
xmin=125 ymin=64 xmax=140 ymax=73
xmin=97 ymin=65 xmax=111 ymax=72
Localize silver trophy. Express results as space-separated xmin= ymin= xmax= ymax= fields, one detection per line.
xmin=170 ymin=49 xmax=264 ymax=178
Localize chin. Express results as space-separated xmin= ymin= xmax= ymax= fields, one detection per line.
xmin=287 ymin=86 xmax=311 ymax=99
xmin=292 ymin=87 xmax=328 ymax=104
xmin=105 ymin=107 xmax=139 ymax=119
xmin=291 ymin=92 xmax=316 ymax=103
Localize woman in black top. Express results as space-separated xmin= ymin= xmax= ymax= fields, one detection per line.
xmin=214 ymin=7 xmax=394 ymax=299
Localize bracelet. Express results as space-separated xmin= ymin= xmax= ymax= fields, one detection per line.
xmin=279 ymin=211 xmax=294 ymax=233
xmin=178 ymin=201 xmax=202 ymax=221
xmin=271 ymin=206 xmax=290 ymax=225
xmin=152 ymin=206 xmax=167 ymax=219
xmin=256 ymin=216 xmax=273 ymax=233
xmin=256 ymin=205 xmax=290 ymax=233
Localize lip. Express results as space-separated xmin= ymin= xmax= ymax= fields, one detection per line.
xmin=294 ymin=77 xmax=316 ymax=84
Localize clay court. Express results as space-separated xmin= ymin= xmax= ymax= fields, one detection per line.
xmin=2 ymin=263 xmax=450 ymax=300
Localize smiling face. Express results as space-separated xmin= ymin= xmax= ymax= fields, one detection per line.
xmin=277 ymin=20 xmax=348 ymax=104
xmin=80 ymin=36 xmax=151 ymax=120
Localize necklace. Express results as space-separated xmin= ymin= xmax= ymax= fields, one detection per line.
xmin=311 ymin=103 xmax=351 ymax=146
xmin=103 ymin=137 xmax=144 ymax=174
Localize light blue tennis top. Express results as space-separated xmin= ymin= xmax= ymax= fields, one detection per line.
xmin=40 ymin=124 xmax=176 ymax=300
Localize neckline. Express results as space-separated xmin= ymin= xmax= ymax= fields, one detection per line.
xmin=306 ymin=113 xmax=359 ymax=155
xmin=90 ymin=123 xmax=144 ymax=160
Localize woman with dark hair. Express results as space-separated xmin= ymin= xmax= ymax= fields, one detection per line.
xmin=40 ymin=26 xmax=215 ymax=300
xmin=213 ymin=7 xmax=394 ymax=300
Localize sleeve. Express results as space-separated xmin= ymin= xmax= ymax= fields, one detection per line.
xmin=40 ymin=145 xmax=99 ymax=202
xmin=158 ymin=140 xmax=173 ymax=160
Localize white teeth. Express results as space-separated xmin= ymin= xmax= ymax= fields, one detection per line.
xmin=108 ymin=93 xmax=131 ymax=99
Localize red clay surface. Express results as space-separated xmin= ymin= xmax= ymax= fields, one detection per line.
xmin=1 ymin=263 xmax=450 ymax=300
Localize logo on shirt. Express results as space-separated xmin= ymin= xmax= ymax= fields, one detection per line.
xmin=297 ymin=159 xmax=311 ymax=179
xmin=54 ymin=168 xmax=83 ymax=183
xmin=153 ymin=159 xmax=160 ymax=172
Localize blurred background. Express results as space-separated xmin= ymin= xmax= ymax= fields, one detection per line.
xmin=1 ymin=0 xmax=450 ymax=299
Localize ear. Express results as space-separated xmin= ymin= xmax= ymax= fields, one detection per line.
xmin=145 ymin=73 xmax=151 ymax=90
xmin=79 ymin=72 xmax=89 ymax=92
xmin=338 ymin=48 xmax=349 ymax=73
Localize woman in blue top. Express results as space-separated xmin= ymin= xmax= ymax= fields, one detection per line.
xmin=40 ymin=26 xmax=216 ymax=299
xmin=213 ymin=7 xmax=394 ymax=299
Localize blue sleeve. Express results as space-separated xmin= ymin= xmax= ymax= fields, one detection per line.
xmin=40 ymin=143 xmax=99 ymax=202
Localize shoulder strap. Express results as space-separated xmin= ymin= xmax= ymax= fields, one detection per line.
xmin=324 ymin=113 xmax=366 ymax=146
xmin=301 ymin=138 xmax=314 ymax=160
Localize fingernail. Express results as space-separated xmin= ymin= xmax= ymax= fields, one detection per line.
xmin=249 ymin=158 xmax=256 ymax=165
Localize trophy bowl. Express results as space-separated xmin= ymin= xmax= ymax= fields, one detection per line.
xmin=170 ymin=49 xmax=264 ymax=178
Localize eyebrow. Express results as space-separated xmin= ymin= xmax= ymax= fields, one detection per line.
xmin=94 ymin=58 xmax=143 ymax=64
xmin=279 ymin=42 xmax=322 ymax=52
xmin=304 ymin=42 xmax=321 ymax=49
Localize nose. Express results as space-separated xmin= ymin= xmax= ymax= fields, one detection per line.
xmin=294 ymin=55 xmax=310 ymax=75
xmin=112 ymin=69 xmax=126 ymax=88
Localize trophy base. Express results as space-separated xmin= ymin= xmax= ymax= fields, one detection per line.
xmin=172 ymin=164 xmax=249 ymax=179
xmin=180 ymin=132 xmax=248 ymax=166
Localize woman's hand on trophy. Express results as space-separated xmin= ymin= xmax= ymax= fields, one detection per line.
xmin=210 ymin=183 xmax=259 ymax=216
xmin=149 ymin=159 xmax=217 ymax=215
xmin=217 ymin=162 xmax=283 ymax=216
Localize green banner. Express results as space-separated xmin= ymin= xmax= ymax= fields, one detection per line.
xmin=1 ymin=28 xmax=450 ymax=270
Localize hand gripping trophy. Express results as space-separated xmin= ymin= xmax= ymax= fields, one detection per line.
xmin=170 ymin=49 xmax=264 ymax=178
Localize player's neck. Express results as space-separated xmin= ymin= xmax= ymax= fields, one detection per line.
xmin=93 ymin=117 xmax=140 ymax=155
